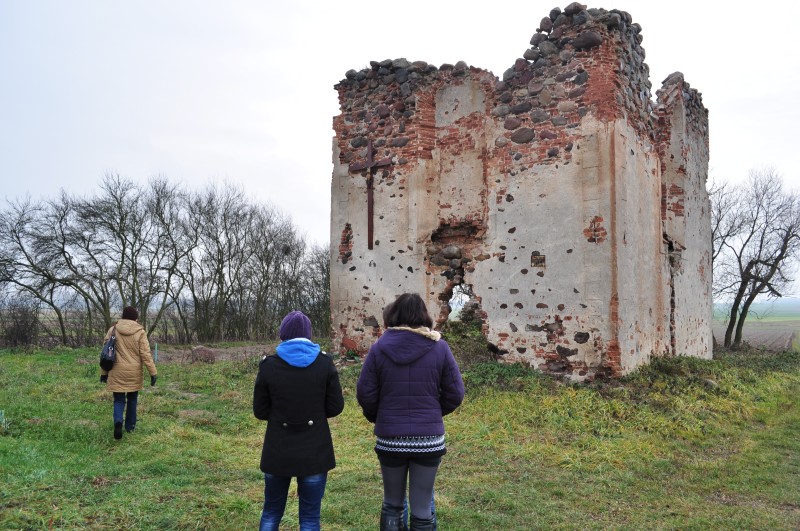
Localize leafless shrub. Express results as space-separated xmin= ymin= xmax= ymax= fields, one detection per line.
xmin=190 ymin=345 xmax=216 ymax=364
xmin=0 ymin=293 xmax=40 ymax=347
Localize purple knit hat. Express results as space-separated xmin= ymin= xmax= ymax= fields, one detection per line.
xmin=279 ymin=311 xmax=312 ymax=340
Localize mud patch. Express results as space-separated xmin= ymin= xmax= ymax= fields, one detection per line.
xmin=155 ymin=344 xmax=277 ymax=364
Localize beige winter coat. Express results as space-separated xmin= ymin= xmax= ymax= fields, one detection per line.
xmin=101 ymin=319 xmax=157 ymax=392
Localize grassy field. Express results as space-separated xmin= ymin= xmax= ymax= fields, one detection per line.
xmin=1 ymin=347 xmax=799 ymax=530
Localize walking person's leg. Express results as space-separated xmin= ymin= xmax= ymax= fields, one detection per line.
xmin=407 ymin=457 xmax=440 ymax=530
xmin=260 ymin=473 xmax=291 ymax=531
xmin=125 ymin=391 xmax=138 ymax=432
xmin=112 ymin=392 xmax=125 ymax=439
xmin=296 ymin=472 xmax=328 ymax=531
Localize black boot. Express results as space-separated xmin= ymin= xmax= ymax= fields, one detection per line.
xmin=114 ymin=422 xmax=123 ymax=440
xmin=380 ymin=503 xmax=404 ymax=531
xmin=410 ymin=514 xmax=436 ymax=531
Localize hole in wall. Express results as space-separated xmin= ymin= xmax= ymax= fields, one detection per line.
xmin=448 ymin=284 xmax=472 ymax=320
xmin=428 ymin=220 xmax=486 ymax=331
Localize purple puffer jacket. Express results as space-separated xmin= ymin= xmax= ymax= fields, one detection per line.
xmin=356 ymin=328 xmax=465 ymax=437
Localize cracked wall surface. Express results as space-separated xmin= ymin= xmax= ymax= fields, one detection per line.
xmin=329 ymin=3 xmax=712 ymax=379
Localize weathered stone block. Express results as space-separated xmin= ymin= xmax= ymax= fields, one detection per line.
xmin=510 ymin=128 xmax=536 ymax=144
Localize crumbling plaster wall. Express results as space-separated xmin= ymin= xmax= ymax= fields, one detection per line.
xmin=330 ymin=3 xmax=712 ymax=379
xmin=657 ymin=74 xmax=713 ymax=359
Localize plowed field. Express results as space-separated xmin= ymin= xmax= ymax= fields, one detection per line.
xmin=712 ymin=319 xmax=800 ymax=351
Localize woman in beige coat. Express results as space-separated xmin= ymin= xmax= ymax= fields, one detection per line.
xmin=100 ymin=306 xmax=157 ymax=439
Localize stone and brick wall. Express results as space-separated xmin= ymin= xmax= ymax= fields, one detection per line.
xmin=330 ymin=3 xmax=712 ymax=379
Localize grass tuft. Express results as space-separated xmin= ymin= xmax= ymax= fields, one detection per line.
xmin=440 ymin=319 xmax=495 ymax=368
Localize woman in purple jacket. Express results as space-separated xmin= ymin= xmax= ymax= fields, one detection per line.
xmin=357 ymin=293 xmax=465 ymax=531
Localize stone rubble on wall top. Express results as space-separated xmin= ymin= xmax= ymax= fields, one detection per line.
xmin=340 ymin=6 xmax=642 ymax=81
xmin=564 ymin=2 xmax=587 ymax=16
xmin=662 ymin=71 xmax=685 ymax=86
xmin=335 ymin=4 xmax=705 ymax=147
xmin=656 ymin=71 xmax=707 ymax=136
xmin=572 ymin=31 xmax=603 ymax=50
xmin=337 ymin=5 xmax=643 ymax=88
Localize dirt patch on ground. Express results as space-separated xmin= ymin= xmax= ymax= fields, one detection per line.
xmin=154 ymin=343 xmax=279 ymax=364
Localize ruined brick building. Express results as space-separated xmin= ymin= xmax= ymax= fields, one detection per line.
xmin=329 ymin=3 xmax=712 ymax=379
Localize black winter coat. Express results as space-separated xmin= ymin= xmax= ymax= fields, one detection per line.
xmin=253 ymin=353 xmax=344 ymax=476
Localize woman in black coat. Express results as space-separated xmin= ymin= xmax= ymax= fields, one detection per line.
xmin=253 ymin=311 xmax=344 ymax=531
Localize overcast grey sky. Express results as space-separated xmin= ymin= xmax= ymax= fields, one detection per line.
xmin=1 ymin=0 xmax=799 ymax=247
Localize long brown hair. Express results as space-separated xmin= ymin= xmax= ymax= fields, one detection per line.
xmin=382 ymin=293 xmax=433 ymax=328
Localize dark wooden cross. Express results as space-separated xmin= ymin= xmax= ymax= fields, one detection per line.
xmin=348 ymin=140 xmax=393 ymax=250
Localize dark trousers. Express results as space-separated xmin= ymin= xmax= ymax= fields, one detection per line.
xmin=378 ymin=453 xmax=441 ymax=521
xmin=112 ymin=391 xmax=138 ymax=431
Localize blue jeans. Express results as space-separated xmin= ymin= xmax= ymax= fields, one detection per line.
xmin=112 ymin=391 xmax=138 ymax=431
xmin=259 ymin=472 xmax=327 ymax=531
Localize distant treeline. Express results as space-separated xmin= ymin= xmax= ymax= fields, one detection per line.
xmin=0 ymin=174 xmax=330 ymax=347
xmin=713 ymin=298 xmax=800 ymax=321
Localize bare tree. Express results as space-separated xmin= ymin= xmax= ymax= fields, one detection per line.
xmin=0 ymin=176 xmax=329 ymax=346
xmin=712 ymin=168 xmax=800 ymax=347
xmin=178 ymin=183 xmax=258 ymax=342
xmin=70 ymin=175 xmax=141 ymax=330
xmin=301 ymin=243 xmax=331 ymax=335
xmin=233 ymin=205 xmax=301 ymax=339
xmin=709 ymin=179 xmax=746 ymax=299
xmin=134 ymin=177 xmax=187 ymax=336
xmin=0 ymin=196 xmax=76 ymax=344
xmin=0 ymin=176 xmax=178 ymax=341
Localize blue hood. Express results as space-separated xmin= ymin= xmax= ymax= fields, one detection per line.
xmin=275 ymin=338 xmax=321 ymax=367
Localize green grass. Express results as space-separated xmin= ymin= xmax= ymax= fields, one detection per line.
xmin=1 ymin=347 xmax=799 ymax=530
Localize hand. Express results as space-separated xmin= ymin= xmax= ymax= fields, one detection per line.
xmin=151 ymin=375 xmax=157 ymax=387
xmin=100 ymin=375 xmax=108 ymax=384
